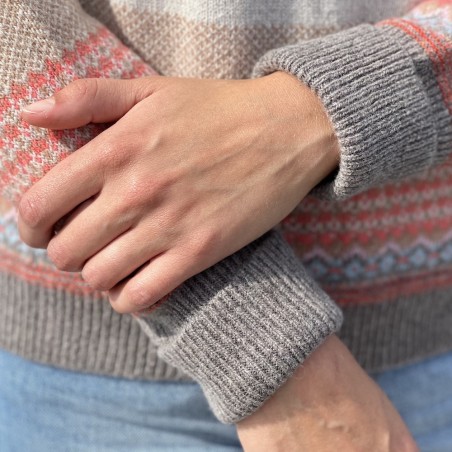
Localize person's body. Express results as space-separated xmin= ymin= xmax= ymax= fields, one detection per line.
xmin=2 ymin=0 xmax=452 ymax=450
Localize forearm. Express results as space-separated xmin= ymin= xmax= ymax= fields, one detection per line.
xmin=237 ymin=335 xmax=418 ymax=452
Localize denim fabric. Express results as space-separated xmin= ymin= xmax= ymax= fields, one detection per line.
xmin=0 ymin=349 xmax=241 ymax=452
xmin=373 ymin=353 xmax=452 ymax=452
xmin=1 ymin=347 xmax=451 ymax=452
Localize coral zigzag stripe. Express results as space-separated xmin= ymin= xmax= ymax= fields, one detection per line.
xmin=283 ymin=216 xmax=452 ymax=253
xmin=0 ymin=25 xmax=154 ymax=295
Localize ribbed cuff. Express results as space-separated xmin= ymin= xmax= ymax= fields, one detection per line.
xmin=136 ymin=230 xmax=342 ymax=423
xmin=253 ymin=24 xmax=452 ymax=200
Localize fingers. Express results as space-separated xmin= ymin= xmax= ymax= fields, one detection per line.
xmin=107 ymin=250 xmax=201 ymax=314
xmin=21 ymin=77 xmax=159 ymax=129
xmin=45 ymin=198 xmax=135 ymax=273
xmin=18 ymin=141 xmax=103 ymax=248
xmin=81 ymin=226 xmax=168 ymax=291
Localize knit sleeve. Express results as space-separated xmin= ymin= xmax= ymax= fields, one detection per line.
xmin=253 ymin=1 xmax=452 ymax=200
xmin=135 ymin=230 xmax=342 ymax=424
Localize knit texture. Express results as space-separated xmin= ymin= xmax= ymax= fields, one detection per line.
xmin=136 ymin=231 xmax=342 ymax=423
xmin=0 ymin=0 xmax=187 ymax=381
xmin=253 ymin=24 xmax=452 ymax=199
xmin=2 ymin=0 xmax=452 ymax=424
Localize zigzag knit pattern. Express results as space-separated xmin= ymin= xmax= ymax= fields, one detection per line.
xmin=2 ymin=0 xmax=452 ymax=307
xmin=0 ymin=0 xmax=154 ymax=205
xmin=0 ymin=0 xmax=452 ymax=384
xmin=282 ymin=159 xmax=452 ymax=304
xmin=3 ymin=0 xmax=452 ymax=421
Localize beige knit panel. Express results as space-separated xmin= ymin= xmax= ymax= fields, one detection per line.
xmin=0 ymin=0 xmax=98 ymax=95
xmin=77 ymin=6 xmax=337 ymax=79
xmin=79 ymin=0 xmax=424 ymax=79
xmin=80 ymin=0 xmax=423 ymax=28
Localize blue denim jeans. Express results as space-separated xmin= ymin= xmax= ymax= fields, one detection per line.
xmin=372 ymin=355 xmax=452 ymax=452
xmin=1 ymin=348 xmax=451 ymax=452
xmin=0 ymin=348 xmax=241 ymax=452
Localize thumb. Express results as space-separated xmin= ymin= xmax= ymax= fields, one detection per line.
xmin=21 ymin=77 xmax=159 ymax=129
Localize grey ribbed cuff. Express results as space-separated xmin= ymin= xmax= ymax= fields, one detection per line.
xmin=136 ymin=230 xmax=342 ymax=423
xmin=253 ymin=24 xmax=452 ymax=199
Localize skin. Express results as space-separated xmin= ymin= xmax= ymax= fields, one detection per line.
xmin=19 ymin=72 xmax=417 ymax=449
xmin=238 ymin=335 xmax=419 ymax=452
xmin=19 ymin=72 xmax=339 ymax=313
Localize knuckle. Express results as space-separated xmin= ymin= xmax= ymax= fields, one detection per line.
xmin=141 ymin=171 xmax=179 ymax=203
xmin=82 ymin=266 xmax=113 ymax=291
xmin=19 ymin=192 xmax=45 ymax=229
xmin=96 ymin=135 xmax=128 ymax=171
xmin=66 ymin=78 xmax=98 ymax=102
xmin=190 ymin=228 xmax=220 ymax=260
xmin=47 ymin=240 xmax=78 ymax=272
xmin=121 ymin=175 xmax=165 ymax=209
xmin=126 ymin=282 xmax=153 ymax=311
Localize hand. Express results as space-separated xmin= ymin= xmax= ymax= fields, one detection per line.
xmin=237 ymin=335 xmax=418 ymax=452
xmin=19 ymin=73 xmax=339 ymax=313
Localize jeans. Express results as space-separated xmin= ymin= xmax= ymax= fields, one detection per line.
xmin=373 ymin=355 xmax=452 ymax=452
xmin=0 ymin=348 xmax=241 ymax=452
xmin=1 ymin=347 xmax=451 ymax=452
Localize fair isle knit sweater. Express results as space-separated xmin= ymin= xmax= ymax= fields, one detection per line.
xmin=1 ymin=0 xmax=452 ymax=423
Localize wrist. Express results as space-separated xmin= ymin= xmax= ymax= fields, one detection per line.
xmin=236 ymin=335 xmax=344 ymax=450
xmin=258 ymin=71 xmax=340 ymax=196
xmin=236 ymin=334 xmax=344 ymax=426
xmin=237 ymin=335 xmax=416 ymax=452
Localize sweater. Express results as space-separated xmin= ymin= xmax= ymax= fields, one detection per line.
xmin=1 ymin=0 xmax=452 ymax=423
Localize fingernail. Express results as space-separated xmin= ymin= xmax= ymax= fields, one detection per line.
xmin=23 ymin=98 xmax=55 ymax=115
